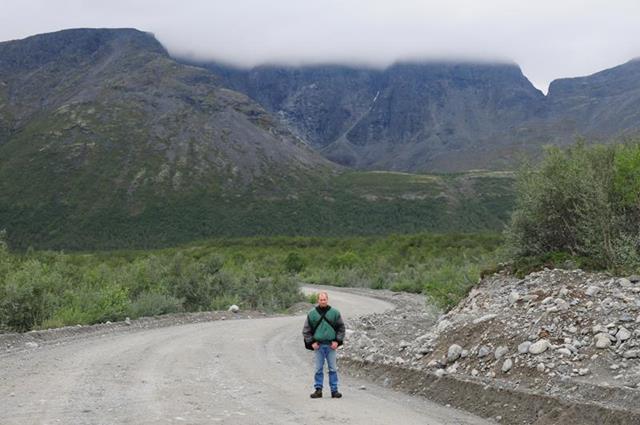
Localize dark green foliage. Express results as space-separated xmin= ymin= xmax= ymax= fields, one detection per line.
xmin=284 ymin=252 xmax=307 ymax=273
xmin=0 ymin=244 xmax=304 ymax=332
xmin=506 ymin=141 xmax=640 ymax=273
xmin=0 ymin=171 xmax=514 ymax=251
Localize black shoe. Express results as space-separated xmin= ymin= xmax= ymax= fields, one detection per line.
xmin=310 ymin=389 xmax=322 ymax=399
xmin=331 ymin=391 xmax=342 ymax=398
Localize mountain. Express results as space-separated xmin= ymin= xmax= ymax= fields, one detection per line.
xmin=546 ymin=58 xmax=640 ymax=138
xmin=0 ymin=29 xmax=514 ymax=249
xmin=198 ymin=61 xmax=546 ymax=171
xmin=198 ymin=58 xmax=640 ymax=172
xmin=0 ymin=28 xmax=335 ymax=248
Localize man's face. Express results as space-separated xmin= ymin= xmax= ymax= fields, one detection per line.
xmin=318 ymin=293 xmax=328 ymax=307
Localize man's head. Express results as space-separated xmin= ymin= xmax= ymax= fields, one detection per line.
xmin=317 ymin=291 xmax=329 ymax=308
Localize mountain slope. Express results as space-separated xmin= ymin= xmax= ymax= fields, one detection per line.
xmin=199 ymin=61 xmax=546 ymax=171
xmin=0 ymin=29 xmax=516 ymax=250
xmin=546 ymin=58 xmax=640 ymax=138
xmin=199 ymin=58 xmax=640 ymax=172
xmin=0 ymin=28 xmax=338 ymax=248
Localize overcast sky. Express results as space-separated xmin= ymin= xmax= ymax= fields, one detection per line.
xmin=2 ymin=0 xmax=640 ymax=92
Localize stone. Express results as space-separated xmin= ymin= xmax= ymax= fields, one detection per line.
xmin=529 ymin=339 xmax=550 ymax=355
xmin=25 ymin=342 xmax=39 ymax=349
xmin=477 ymin=345 xmax=492 ymax=358
xmin=509 ymin=292 xmax=521 ymax=305
xmin=427 ymin=360 xmax=440 ymax=368
xmin=557 ymin=348 xmax=572 ymax=356
xmin=585 ymin=286 xmax=600 ymax=296
xmin=124 ymin=317 xmax=131 ymax=325
xmin=436 ymin=320 xmax=452 ymax=333
xmin=473 ymin=314 xmax=497 ymax=324
xmin=502 ymin=359 xmax=513 ymax=373
xmin=555 ymin=299 xmax=569 ymax=311
xmin=594 ymin=333 xmax=612 ymax=349
xmin=616 ymin=327 xmax=631 ymax=341
xmin=537 ymin=363 xmax=546 ymax=372
xmin=592 ymin=324 xmax=607 ymax=334
xmin=435 ymin=369 xmax=446 ymax=378
xmin=495 ymin=346 xmax=509 ymax=360
xmin=518 ymin=341 xmax=532 ymax=354
xmin=578 ymin=368 xmax=590 ymax=376
xmin=623 ymin=350 xmax=640 ymax=359
xmin=629 ymin=275 xmax=640 ymax=283
xmin=618 ymin=278 xmax=632 ymax=288
xmin=471 ymin=369 xmax=479 ymax=376
xmin=447 ymin=344 xmax=463 ymax=363
xmin=228 ymin=304 xmax=240 ymax=313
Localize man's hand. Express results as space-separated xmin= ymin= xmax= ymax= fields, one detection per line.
xmin=330 ymin=341 xmax=338 ymax=350
xmin=312 ymin=342 xmax=319 ymax=350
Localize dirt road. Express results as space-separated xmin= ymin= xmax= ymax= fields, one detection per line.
xmin=1 ymin=287 xmax=492 ymax=424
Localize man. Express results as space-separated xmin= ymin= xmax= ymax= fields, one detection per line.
xmin=302 ymin=291 xmax=346 ymax=399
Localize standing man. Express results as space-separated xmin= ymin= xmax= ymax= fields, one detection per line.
xmin=302 ymin=291 xmax=346 ymax=399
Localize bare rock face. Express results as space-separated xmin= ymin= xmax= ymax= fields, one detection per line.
xmin=204 ymin=58 xmax=640 ymax=173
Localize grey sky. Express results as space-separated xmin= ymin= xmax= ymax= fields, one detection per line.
xmin=2 ymin=0 xmax=640 ymax=92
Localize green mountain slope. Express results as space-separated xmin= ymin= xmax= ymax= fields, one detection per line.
xmin=0 ymin=29 xmax=515 ymax=250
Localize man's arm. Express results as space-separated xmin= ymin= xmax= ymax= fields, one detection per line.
xmin=302 ymin=315 xmax=314 ymax=343
xmin=334 ymin=314 xmax=346 ymax=346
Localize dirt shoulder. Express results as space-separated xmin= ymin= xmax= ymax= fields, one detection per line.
xmin=339 ymin=270 xmax=640 ymax=424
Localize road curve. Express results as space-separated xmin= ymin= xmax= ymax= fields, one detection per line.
xmin=1 ymin=286 xmax=492 ymax=425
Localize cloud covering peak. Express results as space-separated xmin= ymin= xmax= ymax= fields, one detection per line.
xmin=2 ymin=0 xmax=640 ymax=91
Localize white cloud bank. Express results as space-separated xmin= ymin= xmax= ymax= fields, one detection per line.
xmin=2 ymin=0 xmax=640 ymax=92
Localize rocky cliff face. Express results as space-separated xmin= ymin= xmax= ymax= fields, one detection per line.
xmin=200 ymin=58 xmax=640 ymax=172
xmin=546 ymin=58 xmax=640 ymax=138
xmin=203 ymin=61 xmax=546 ymax=171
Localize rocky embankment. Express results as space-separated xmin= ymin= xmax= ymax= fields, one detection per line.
xmin=341 ymin=269 xmax=640 ymax=424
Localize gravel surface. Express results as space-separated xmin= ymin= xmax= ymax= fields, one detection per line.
xmin=1 ymin=286 xmax=491 ymax=425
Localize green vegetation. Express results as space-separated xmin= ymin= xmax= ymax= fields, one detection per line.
xmin=0 ymin=232 xmax=503 ymax=332
xmin=0 ymin=170 xmax=514 ymax=251
xmin=0 ymin=233 xmax=302 ymax=332
xmin=506 ymin=141 xmax=640 ymax=275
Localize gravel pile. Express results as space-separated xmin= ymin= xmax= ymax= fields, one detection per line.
xmin=342 ymin=268 xmax=640 ymax=418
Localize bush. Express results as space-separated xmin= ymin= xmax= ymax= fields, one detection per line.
xmin=329 ymin=251 xmax=360 ymax=269
xmin=128 ymin=292 xmax=184 ymax=318
xmin=0 ymin=260 xmax=66 ymax=331
xmin=284 ymin=252 xmax=307 ymax=273
xmin=506 ymin=141 xmax=640 ymax=272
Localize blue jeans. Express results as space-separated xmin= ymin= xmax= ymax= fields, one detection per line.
xmin=314 ymin=344 xmax=338 ymax=391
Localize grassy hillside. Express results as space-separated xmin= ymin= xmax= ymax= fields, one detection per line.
xmin=0 ymin=170 xmax=515 ymax=250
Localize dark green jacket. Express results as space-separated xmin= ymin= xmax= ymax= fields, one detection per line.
xmin=302 ymin=305 xmax=345 ymax=346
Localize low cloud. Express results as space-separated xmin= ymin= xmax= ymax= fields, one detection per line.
xmin=2 ymin=0 xmax=640 ymax=92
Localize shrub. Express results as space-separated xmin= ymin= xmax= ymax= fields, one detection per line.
xmin=128 ymin=292 xmax=184 ymax=318
xmin=329 ymin=251 xmax=360 ymax=269
xmin=506 ymin=141 xmax=640 ymax=272
xmin=284 ymin=252 xmax=307 ymax=273
xmin=0 ymin=260 xmax=66 ymax=331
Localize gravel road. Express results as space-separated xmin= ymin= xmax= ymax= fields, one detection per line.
xmin=1 ymin=287 xmax=491 ymax=425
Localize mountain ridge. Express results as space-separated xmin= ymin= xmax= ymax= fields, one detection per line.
xmin=195 ymin=57 xmax=640 ymax=171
